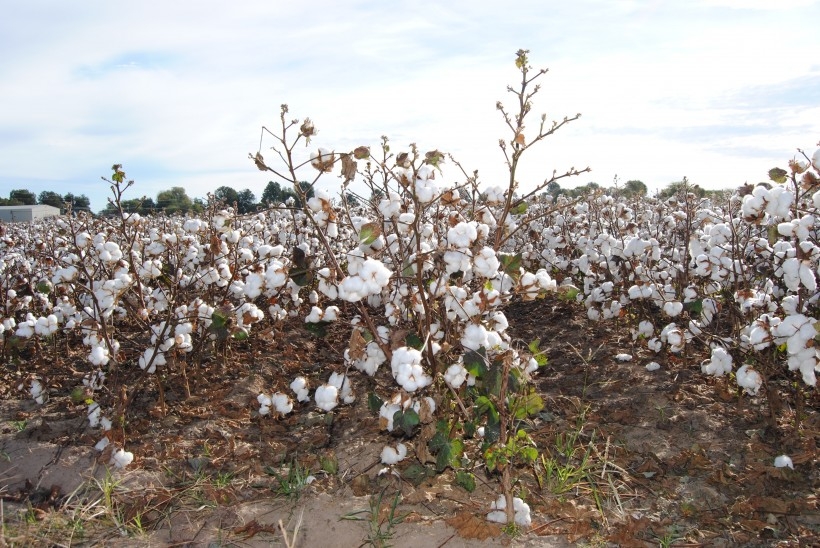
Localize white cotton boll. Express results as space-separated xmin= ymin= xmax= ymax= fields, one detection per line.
xmin=290 ymin=376 xmax=310 ymax=402
xmin=338 ymin=275 xmax=367 ymax=302
xmin=447 ymin=222 xmax=478 ymax=249
xmin=461 ymin=324 xmax=489 ymax=351
xmin=305 ymin=306 xmax=323 ymax=323
xmin=379 ymin=399 xmax=402 ymax=431
xmin=271 ymin=392 xmax=293 ymax=414
xmin=88 ymin=402 xmax=101 ymax=428
xmin=645 ymin=361 xmax=661 ymax=371
xmin=774 ymin=455 xmax=794 ymax=469
xmin=380 ymin=443 xmax=408 ymax=465
xmin=328 ymin=372 xmax=355 ymax=404
xmin=29 ymin=379 xmax=46 ymax=404
xmin=111 ymin=448 xmax=134 ymax=469
xmin=257 ymin=393 xmax=272 ymax=415
xmin=314 ymin=384 xmax=339 ymax=412
xmin=444 ymin=363 xmax=468 ymax=388
xmin=615 ymin=353 xmax=633 ymax=362
xmin=94 ymin=437 xmax=110 ymax=452
xmin=486 ymin=496 xmax=532 ymax=527
xmin=663 ymin=301 xmax=683 ymax=317
xmin=88 ymin=345 xmax=111 ymax=366
xmin=701 ymin=346 xmax=733 ymax=376
xmin=736 ymin=365 xmax=762 ymax=396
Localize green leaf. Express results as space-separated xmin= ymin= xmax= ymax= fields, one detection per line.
xmin=393 ymin=408 xmax=420 ymax=437
xmin=528 ymin=338 xmax=548 ymax=366
xmin=405 ymin=333 xmax=424 ymax=350
xmin=455 ymin=470 xmax=476 ymax=492
xmin=232 ymin=328 xmax=249 ymax=341
xmin=358 ymin=222 xmax=381 ymax=245
xmin=519 ymin=446 xmax=539 ymax=464
xmin=211 ymin=311 xmax=229 ymax=329
xmin=512 ymin=393 xmax=544 ymax=420
xmin=683 ymin=300 xmax=703 ymax=314
xmin=305 ymin=321 xmax=327 ymax=338
xmin=367 ymin=392 xmax=384 ymax=414
xmin=768 ymin=167 xmax=788 ymax=184
xmin=429 ymin=435 xmax=463 ymax=472
xmin=463 ymin=348 xmax=488 ymax=378
xmin=402 ymin=463 xmax=435 ymax=486
xmin=499 ymin=253 xmax=522 ymax=278
xmin=35 ymin=280 xmax=52 ymax=295
xmin=474 ymin=396 xmax=497 ymax=420
xmin=511 ymin=201 xmax=528 ymax=215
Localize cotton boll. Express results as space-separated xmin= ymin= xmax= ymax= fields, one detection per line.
xmin=290 ymin=376 xmax=310 ymax=402
xmin=662 ymin=301 xmax=683 ymax=317
xmin=486 ymin=496 xmax=532 ymax=527
xmin=444 ymin=363 xmax=468 ymax=388
xmin=701 ymin=346 xmax=733 ymax=376
xmin=645 ymin=361 xmax=661 ymax=371
xmin=257 ymin=393 xmax=273 ymax=415
xmin=111 ymin=448 xmax=134 ymax=469
xmin=314 ymin=384 xmax=339 ymax=412
xmin=271 ymin=392 xmax=294 ymax=414
xmin=615 ymin=353 xmax=633 ymax=362
xmin=328 ymin=372 xmax=355 ymax=404
xmin=94 ymin=436 xmax=110 ymax=452
xmin=380 ymin=443 xmax=408 ymax=465
xmin=736 ymin=365 xmax=762 ymax=396
xmin=774 ymin=455 xmax=794 ymax=469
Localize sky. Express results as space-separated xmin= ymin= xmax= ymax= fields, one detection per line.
xmin=1 ymin=0 xmax=819 ymax=213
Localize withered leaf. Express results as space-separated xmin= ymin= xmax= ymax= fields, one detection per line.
xmin=446 ymin=512 xmax=502 ymax=540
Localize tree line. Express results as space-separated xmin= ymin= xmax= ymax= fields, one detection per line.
xmin=1 ymin=189 xmax=92 ymax=212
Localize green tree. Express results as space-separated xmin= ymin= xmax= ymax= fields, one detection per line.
xmin=9 ymin=189 xmax=36 ymax=205
xmin=157 ymin=187 xmax=193 ymax=214
xmin=64 ymin=193 xmax=91 ymax=212
xmin=622 ymin=180 xmax=647 ymax=198
xmin=658 ymin=178 xmax=705 ymax=199
xmin=214 ymin=186 xmax=240 ymax=207
xmin=236 ymin=189 xmax=256 ymax=214
xmin=261 ymin=181 xmax=312 ymax=207
xmin=38 ymin=191 xmax=64 ymax=208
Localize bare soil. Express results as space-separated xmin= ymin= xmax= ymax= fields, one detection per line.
xmin=1 ymin=295 xmax=818 ymax=547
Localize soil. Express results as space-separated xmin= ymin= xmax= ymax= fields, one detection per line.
xmin=1 ymin=295 xmax=818 ymax=547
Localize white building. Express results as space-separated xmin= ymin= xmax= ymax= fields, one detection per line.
xmin=0 ymin=205 xmax=61 ymax=222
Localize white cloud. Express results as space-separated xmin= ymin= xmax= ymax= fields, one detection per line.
xmin=0 ymin=0 xmax=818 ymax=211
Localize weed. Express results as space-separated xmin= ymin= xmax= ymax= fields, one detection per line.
xmin=11 ymin=420 xmax=26 ymax=432
xmin=266 ymin=460 xmax=314 ymax=500
xmin=341 ymin=488 xmax=407 ymax=548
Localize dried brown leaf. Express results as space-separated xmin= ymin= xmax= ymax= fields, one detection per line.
xmin=446 ymin=512 xmax=502 ymax=540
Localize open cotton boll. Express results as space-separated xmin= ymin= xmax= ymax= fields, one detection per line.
xmin=29 ymin=379 xmax=46 ymax=404
xmin=645 ymin=361 xmax=661 ymax=371
xmin=380 ymin=443 xmax=408 ymax=465
xmin=662 ymin=301 xmax=683 ymax=317
xmin=111 ymin=448 xmax=134 ymax=469
xmin=94 ymin=436 xmax=110 ymax=452
xmin=314 ymin=384 xmax=339 ymax=412
xmin=328 ymin=372 xmax=355 ymax=404
xmin=774 ymin=455 xmax=794 ymax=469
xmin=615 ymin=353 xmax=633 ymax=362
xmin=290 ymin=376 xmax=310 ymax=402
xmin=444 ymin=363 xmax=468 ymax=388
xmin=701 ymin=346 xmax=733 ymax=376
xmin=486 ymin=495 xmax=532 ymax=527
xmin=271 ymin=392 xmax=293 ymax=414
xmin=257 ymin=393 xmax=273 ymax=415
xmin=736 ymin=364 xmax=762 ymax=396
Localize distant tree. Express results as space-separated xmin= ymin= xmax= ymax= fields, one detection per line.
xmin=622 ymin=180 xmax=648 ymax=198
xmin=343 ymin=192 xmax=361 ymax=207
xmin=658 ymin=177 xmax=705 ymax=199
xmin=236 ymin=189 xmax=256 ymax=214
xmin=9 ymin=189 xmax=36 ymax=205
xmin=261 ymin=181 xmax=312 ymax=208
xmin=214 ymin=186 xmax=240 ymax=207
xmin=545 ymin=181 xmax=563 ymax=196
xmin=63 ymin=193 xmax=91 ymax=212
xmin=157 ymin=187 xmax=193 ymax=214
xmin=192 ymin=198 xmax=207 ymax=214
xmin=38 ymin=191 xmax=64 ymax=208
